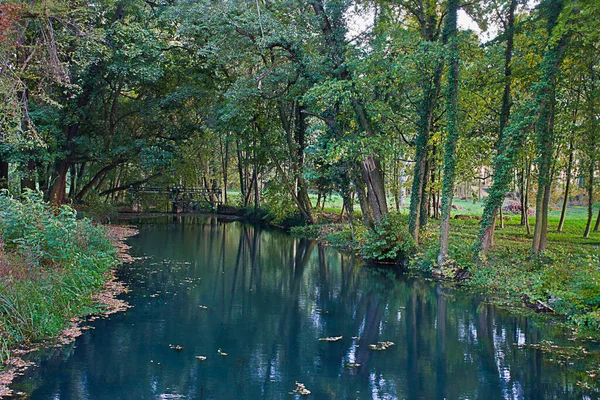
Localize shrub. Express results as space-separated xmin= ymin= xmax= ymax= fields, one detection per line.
xmin=359 ymin=213 xmax=416 ymax=262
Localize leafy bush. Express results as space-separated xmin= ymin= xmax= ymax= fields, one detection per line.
xmin=0 ymin=192 xmax=118 ymax=363
xmin=359 ymin=213 xmax=416 ymax=262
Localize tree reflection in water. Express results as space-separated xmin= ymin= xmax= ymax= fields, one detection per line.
xmin=13 ymin=216 xmax=600 ymax=399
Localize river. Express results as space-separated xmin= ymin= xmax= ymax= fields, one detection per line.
xmin=11 ymin=216 xmax=600 ymax=399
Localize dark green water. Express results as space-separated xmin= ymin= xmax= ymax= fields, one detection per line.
xmin=12 ymin=216 xmax=600 ymax=399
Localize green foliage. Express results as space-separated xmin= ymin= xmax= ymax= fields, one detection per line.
xmin=79 ymin=194 xmax=119 ymax=223
xmin=261 ymin=180 xmax=299 ymax=225
xmin=359 ymin=213 xmax=416 ymax=262
xmin=0 ymin=192 xmax=118 ymax=363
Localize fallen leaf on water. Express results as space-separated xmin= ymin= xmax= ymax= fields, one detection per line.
xmin=319 ymin=336 xmax=342 ymax=342
xmin=369 ymin=341 xmax=395 ymax=351
xmin=292 ymin=381 xmax=311 ymax=396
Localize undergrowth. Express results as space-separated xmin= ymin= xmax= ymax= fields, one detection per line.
xmin=0 ymin=192 xmax=118 ymax=364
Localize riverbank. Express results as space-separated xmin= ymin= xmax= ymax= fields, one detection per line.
xmin=0 ymin=195 xmax=137 ymax=397
xmin=289 ymin=209 xmax=600 ymax=336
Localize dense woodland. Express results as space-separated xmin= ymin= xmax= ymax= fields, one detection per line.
xmin=0 ymin=0 xmax=599 ymax=265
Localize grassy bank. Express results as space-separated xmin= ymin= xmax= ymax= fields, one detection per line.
xmin=291 ymin=201 xmax=600 ymax=334
xmin=0 ymin=193 xmax=120 ymax=366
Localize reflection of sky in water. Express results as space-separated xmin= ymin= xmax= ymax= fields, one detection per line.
xmin=12 ymin=216 xmax=600 ymax=399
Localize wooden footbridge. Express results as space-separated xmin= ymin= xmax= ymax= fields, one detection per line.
xmin=129 ymin=185 xmax=222 ymax=213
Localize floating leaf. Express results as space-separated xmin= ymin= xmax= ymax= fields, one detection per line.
xmin=369 ymin=341 xmax=395 ymax=351
xmin=292 ymin=381 xmax=311 ymax=396
xmin=319 ymin=336 xmax=342 ymax=342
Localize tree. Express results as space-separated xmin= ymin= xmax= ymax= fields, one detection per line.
xmin=437 ymin=0 xmax=460 ymax=266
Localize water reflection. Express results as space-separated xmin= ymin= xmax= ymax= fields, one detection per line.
xmin=14 ymin=216 xmax=599 ymax=399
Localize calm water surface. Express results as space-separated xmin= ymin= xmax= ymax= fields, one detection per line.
xmin=13 ymin=216 xmax=600 ymax=399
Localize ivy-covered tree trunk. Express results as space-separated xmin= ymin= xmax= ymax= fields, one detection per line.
xmin=409 ymin=72 xmax=442 ymax=241
xmin=486 ymin=0 xmax=517 ymax=250
xmin=474 ymin=0 xmax=569 ymax=260
xmin=531 ymin=0 xmax=570 ymax=255
xmin=408 ymin=20 xmax=444 ymax=241
xmin=437 ymin=0 xmax=460 ymax=267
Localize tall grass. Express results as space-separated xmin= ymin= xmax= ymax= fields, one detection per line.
xmin=0 ymin=192 xmax=118 ymax=363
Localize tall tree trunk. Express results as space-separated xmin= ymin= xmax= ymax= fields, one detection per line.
xmin=525 ymin=159 xmax=532 ymax=235
xmin=360 ymin=155 xmax=388 ymax=223
xmin=557 ymin=139 xmax=574 ymax=232
xmin=583 ymin=162 xmax=595 ymax=238
xmin=220 ymin=136 xmax=229 ymax=205
xmin=480 ymin=0 xmax=516 ymax=253
xmin=593 ymin=207 xmax=600 ymax=233
xmin=437 ymin=0 xmax=460 ymax=267
xmin=354 ymin=173 xmax=374 ymax=229
xmin=519 ymin=166 xmax=526 ymax=225
xmin=236 ymin=141 xmax=247 ymax=207
xmin=531 ymin=0 xmax=570 ymax=255
xmin=407 ymin=0 xmax=445 ymax=241
xmin=253 ymin=156 xmax=259 ymax=211
xmin=409 ymin=68 xmax=442 ymax=241
xmin=68 ymin=164 xmax=77 ymax=198
xmin=49 ymin=161 xmax=69 ymax=206
xmin=474 ymin=0 xmax=569 ymax=261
